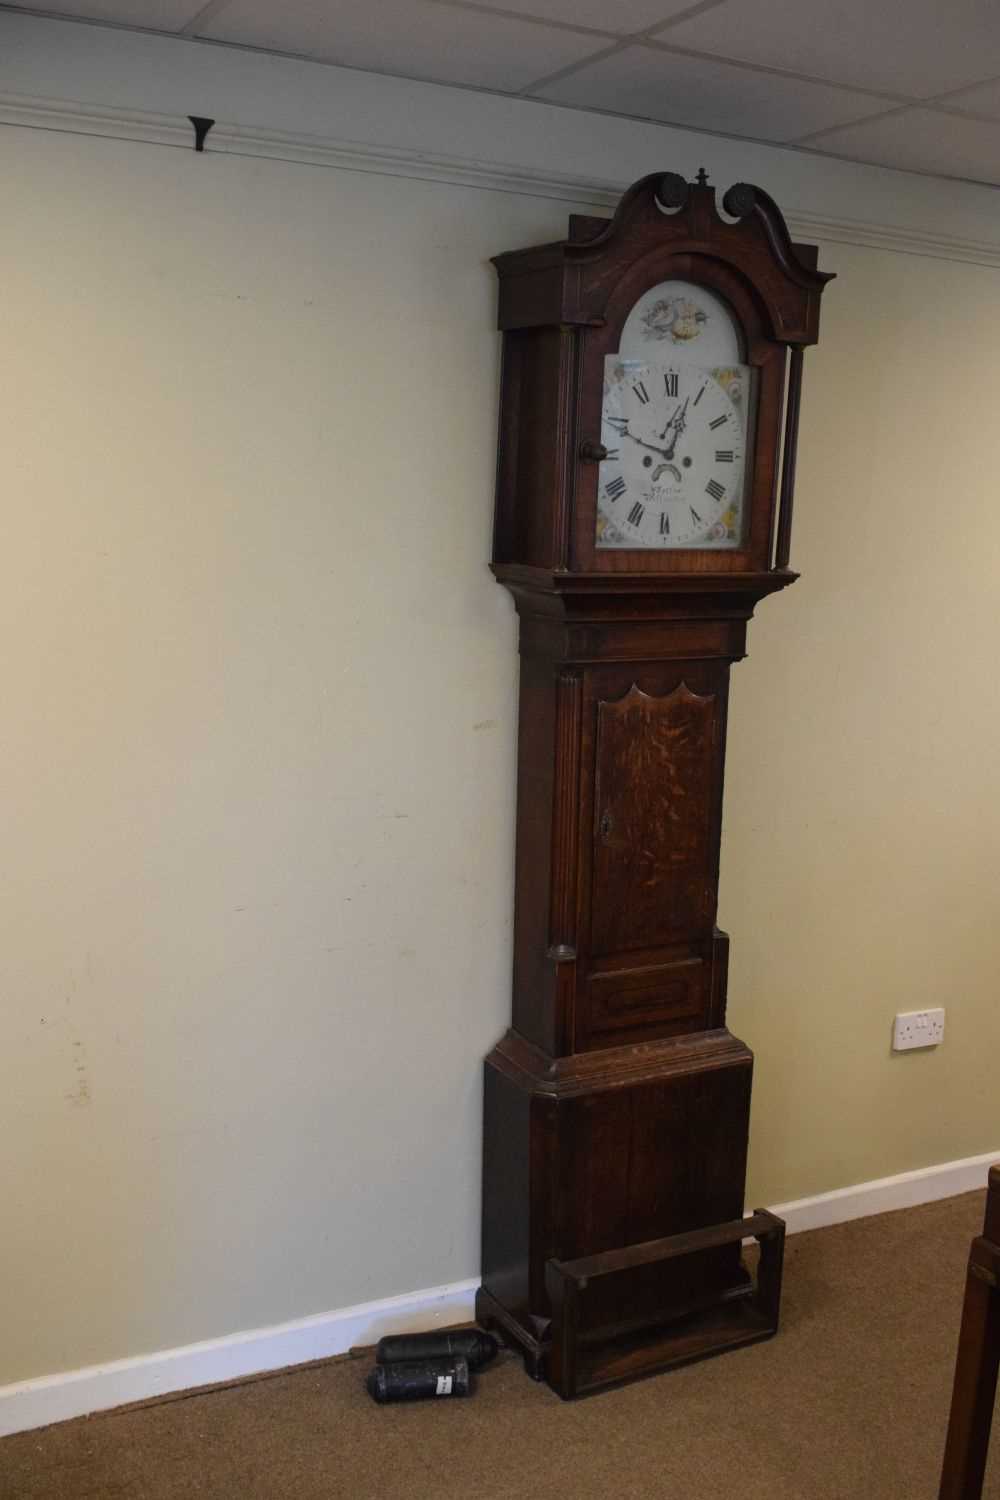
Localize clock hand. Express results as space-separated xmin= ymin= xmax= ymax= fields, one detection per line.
xmin=605 ymin=417 xmax=677 ymax=462
xmin=660 ymin=397 xmax=690 ymax=459
xmin=657 ymin=406 xmax=679 ymax=442
xmin=631 ymin=435 xmax=678 ymax=460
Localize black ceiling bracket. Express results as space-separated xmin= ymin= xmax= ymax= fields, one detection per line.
xmin=188 ymin=116 xmax=215 ymax=153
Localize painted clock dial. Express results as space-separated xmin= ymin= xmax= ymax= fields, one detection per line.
xmin=596 ymin=279 xmax=753 ymax=551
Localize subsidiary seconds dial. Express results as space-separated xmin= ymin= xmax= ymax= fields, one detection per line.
xmin=596 ymin=360 xmax=747 ymax=550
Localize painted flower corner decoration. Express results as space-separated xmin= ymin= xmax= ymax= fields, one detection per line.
xmin=642 ymin=296 xmax=707 ymax=343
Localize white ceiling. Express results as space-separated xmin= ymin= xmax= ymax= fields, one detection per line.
xmin=8 ymin=0 xmax=1000 ymax=187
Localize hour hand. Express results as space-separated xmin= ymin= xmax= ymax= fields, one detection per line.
xmin=659 ymin=397 xmax=689 ymax=454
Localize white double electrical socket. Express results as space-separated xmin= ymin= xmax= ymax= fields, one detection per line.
xmin=892 ymin=1008 xmax=945 ymax=1052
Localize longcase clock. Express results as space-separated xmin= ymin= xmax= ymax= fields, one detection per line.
xmin=476 ymin=170 xmax=833 ymax=1398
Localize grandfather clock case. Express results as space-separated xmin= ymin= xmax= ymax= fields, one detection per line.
xmin=476 ymin=172 xmax=832 ymax=1398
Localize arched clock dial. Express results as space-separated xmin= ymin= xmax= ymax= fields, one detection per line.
xmin=597 ymin=360 xmax=747 ymax=549
xmin=595 ymin=276 xmax=752 ymax=552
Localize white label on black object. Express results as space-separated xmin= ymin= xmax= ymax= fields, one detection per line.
xmin=436 ymin=1375 xmax=453 ymax=1396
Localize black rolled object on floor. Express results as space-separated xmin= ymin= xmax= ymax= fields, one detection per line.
xmin=366 ymin=1356 xmax=472 ymax=1403
xmin=374 ymin=1331 xmax=499 ymax=1370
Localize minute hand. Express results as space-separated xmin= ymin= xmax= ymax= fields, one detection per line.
xmin=607 ymin=419 xmax=678 ymax=461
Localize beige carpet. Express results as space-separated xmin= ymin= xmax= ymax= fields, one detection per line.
xmin=3 ymin=1191 xmax=998 ymax=1500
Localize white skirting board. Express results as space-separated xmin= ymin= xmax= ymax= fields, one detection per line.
xmin=0 ymin=1276 xmax=479 ymax=1441
xmin=2 ymin=1148 xmax=997 ymax=1439
xmin=771 ymin=1149 xmax=999 ymax=1234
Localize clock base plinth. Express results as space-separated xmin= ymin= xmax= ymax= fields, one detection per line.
xmin=480 ymin=1027 xmax=780 ymax=1398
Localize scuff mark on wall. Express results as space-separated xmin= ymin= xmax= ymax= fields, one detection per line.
xmin=66 ymin=1038 xmax=91 ymax=1107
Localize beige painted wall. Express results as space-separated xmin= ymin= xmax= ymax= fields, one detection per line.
xmin=2 ymin=120 xmax=998 ymax=1387
xmin=726 ymin=239 xmax=1000 ymax=1197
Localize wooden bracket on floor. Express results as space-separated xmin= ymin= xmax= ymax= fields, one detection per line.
xmin=545 ymin=1209 xmax=785 ymax=1399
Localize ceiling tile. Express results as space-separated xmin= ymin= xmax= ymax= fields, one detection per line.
xmin=460 ymin=0 xmax=712 ymax=36
xmin=534 ymin=44 xmax=892 ymax=143
xmin=942 ymin=76 xmax=1000 ymax=121
xmin=653 ymin=0 xmax=1000 ymax=100
xmin=199 ymin=0 xmax=608 ymax=91
xmin=804 ymin=106 xmax=1000 ymax=184
xmin=7 ymin=0 xmax=208 ymax=26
